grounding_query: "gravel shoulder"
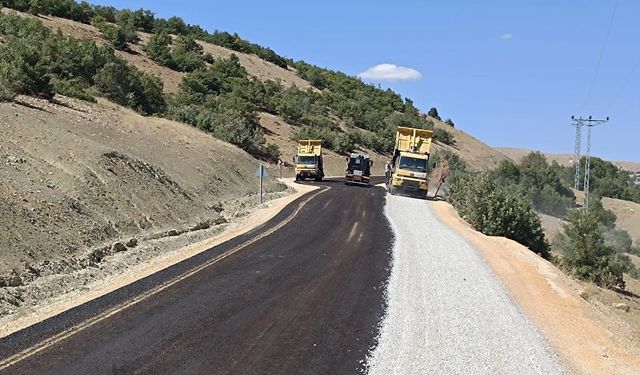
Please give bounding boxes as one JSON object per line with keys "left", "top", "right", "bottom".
{"left": 366, "top": 195, "right": 563, "bottom": 374}
{"left": 432, "top": 200, "right": 640, "bottom": 375}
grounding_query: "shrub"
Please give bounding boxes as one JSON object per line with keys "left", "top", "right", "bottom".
{"left": 95, "top": 21, "right": 138, "bottom": 51}
{"left": 0, "top": 37, "right": 54, "bottom": 99}
{"left": 491, "top": 153, "right": 576, "bottom": 217}
{"left": 448, "top": 172, "right": 550, "bottom": 258}
{"left": 52, "top": 78, "right": 96, "bottom": 102}
{"left": 143, "top": 32, "right": 174, "bottom": 67}
{"left": 445, "top": 118, "right": 455, "bottom": 127}
{"left": 334, "top": 133, "right": 356, "bottom": 154}
{"left": 433, "top": 128, "right": 456, "bottom": 146}
{"left": 427, "top": 107, "right": 441, "bottom": 121}
{"left": 94, "top": 61, "right": 165, "bottom": 114}
{"left": 555, "top": 210, "right": 625, "bottom": 289}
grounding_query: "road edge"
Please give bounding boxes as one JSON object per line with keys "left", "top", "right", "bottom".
{"left": 0, "top": 179, "right": 319, "bottom": 339}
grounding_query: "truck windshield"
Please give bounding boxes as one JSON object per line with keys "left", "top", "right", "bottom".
{"left": 298, "top": 156, "right": 316, "bottom": 164}
{"left": 399, "top": 156, "right": 427, "bottom": 172}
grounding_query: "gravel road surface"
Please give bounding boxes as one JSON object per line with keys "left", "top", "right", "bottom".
{"left": 366, "top": 194, "right": 564, "bottom": 375}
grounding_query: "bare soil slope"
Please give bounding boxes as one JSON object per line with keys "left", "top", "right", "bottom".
{"left": 0, "top": 96, "right": 284, "bottom": 280}
{"left": 430, "top": 119, "right": 509, "bottom": 170}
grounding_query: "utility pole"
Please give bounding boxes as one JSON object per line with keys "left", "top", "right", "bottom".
{"left": 571, "top": 115, "right": 609, "bottom": 210}
{"left": 571, "top": 117, "right": 583, "bottom": 190}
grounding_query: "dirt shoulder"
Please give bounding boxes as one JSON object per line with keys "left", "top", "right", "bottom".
{"left": 0, "top": 179, "right": 317, "bottom": 339}
{"left": 431, "top": 201, "right": 640, "bottom": 375}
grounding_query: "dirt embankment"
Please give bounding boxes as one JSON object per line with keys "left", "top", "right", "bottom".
{"left": 432, "top": 201, "right": 640, "bottom": 375}
{"left": 0, "top": 96, "right": 285, "bottom": 298}
{"left": 430, "top": 119, "right": 509, "bottom": 170}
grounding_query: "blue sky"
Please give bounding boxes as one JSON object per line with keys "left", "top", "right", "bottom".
{"left": 91, "top": 0, "right": 639, "bottom": 162}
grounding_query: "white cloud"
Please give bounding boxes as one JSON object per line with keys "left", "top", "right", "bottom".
{"left": 357, "top": 64, "right": 422, "bottom": 82}
{"left": 500, "top": 33, "right": 513, "bottom": 40}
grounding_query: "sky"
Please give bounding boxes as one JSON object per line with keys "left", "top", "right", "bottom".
{"left": 90, "top": 0, "right": 639, "bottom": 162}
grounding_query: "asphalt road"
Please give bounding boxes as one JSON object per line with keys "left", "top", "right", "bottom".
{"left": 0, "top": 178, "right": 393, "bottom": 375}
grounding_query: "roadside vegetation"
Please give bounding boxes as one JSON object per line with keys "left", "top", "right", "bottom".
{"left": 448, "top": 170, "right": 551, "bottom": 258}
{"left": 441, "top": 150, "right": 639, "bottom": 288}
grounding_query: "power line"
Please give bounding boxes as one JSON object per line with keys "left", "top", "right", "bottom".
{"left": 607, "top": 52, "right": 640, "bottom": 111}
{"left": 581, "top": 0, "right": 618, "bottom": 111}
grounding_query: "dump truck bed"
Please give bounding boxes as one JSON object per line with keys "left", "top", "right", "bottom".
{"left": 395, "top": 127, "right": 433, "bottom": 155}
{"left": 298, "top": 140, "right": 322, "bottom": 156}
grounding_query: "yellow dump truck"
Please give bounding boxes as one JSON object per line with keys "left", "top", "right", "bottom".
{"left": 295, "top": 140, "right": 324, "bottom": 181}
{"left": 388, "top": 126, "right": 433, "bottom": 199}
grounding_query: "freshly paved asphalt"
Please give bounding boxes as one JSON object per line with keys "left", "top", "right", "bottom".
{"left": 0, "top": 178, "right": 393, "bottom": 375}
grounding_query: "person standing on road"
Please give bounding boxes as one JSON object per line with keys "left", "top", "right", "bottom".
{"left": 384, "top": 160, "right": 392, "bottom": 184}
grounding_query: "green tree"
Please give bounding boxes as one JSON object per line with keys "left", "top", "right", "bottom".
{"left": 559, "top": 210, "right": 625, "bottom": 289}
{"left": 0, "top": 37, "right": 54, "bottom": 99}
{"left": 428, "top": 107, "right": 441, "bottom": 120}
{"left": 143, "top": 32, "right": 174, "bottom": 67}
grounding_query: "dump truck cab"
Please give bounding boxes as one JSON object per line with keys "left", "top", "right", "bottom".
{"left": 345, "top": 153, "right": 373, "bottom": 185}
{"left": 295, "top": 140, "right": 324, "bottom": 181}
{"left": 388, "top": 127, "right": 433, "bottom": 199}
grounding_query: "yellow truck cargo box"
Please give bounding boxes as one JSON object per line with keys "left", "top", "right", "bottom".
{"left": 298, "top": 140, "right": 322, "bottom": 156}
{"left": 395, "top": 127, "right": 433, "bottom": 155}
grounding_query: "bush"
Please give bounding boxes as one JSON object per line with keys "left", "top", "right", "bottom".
{"left": 52, "top": 78, "right": 96, "bottom": 102}
{"left": 555, "top": 210, "right": 625, "bottom": 289}
{"left": 0, "top": 36, "right": 54, "bottom": 99}
{"left": 445, "top": 118, "right": 455, "bottom": 127}
{"left": 94, "top": 61, "right": 165, "bottom": 114}
{"left": 448, "top": 172, "right": 550, "bottom": 258}
{"left": 94, "top": 19, "right": 138, "bottom": 51}
{"left": 143, "top": 32, "right": 174, "bottom": 67}
{"left": 491, "top": 153, "right": 576, "bottom": 217}
{"left": 433, "top": 128, "right": 456, "bottom": 146}
{"left": 427, "top": 107, "right": 441, "bottom": 121}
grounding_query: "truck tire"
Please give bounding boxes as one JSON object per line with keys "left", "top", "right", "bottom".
{"left": 295, "top": 175, "right": 300, "bottom": 182}
{"left": 389, "top": 186, "right": 397, "bottom": 195}
{"left": 315, "top": 176, "right": 322, "bottom": 182}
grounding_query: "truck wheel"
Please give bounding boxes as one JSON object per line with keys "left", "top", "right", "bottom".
{"left": 419, "top": 191, "right": 428, "bottom": 200}
{"left": 389, "top": 186, "right": 397, "bottom": 196}
{"left": 315, "top": 176, "right": 322, "bottom": 182}
{"left": 295, "top": 175, "right": 300, "bottom": 182}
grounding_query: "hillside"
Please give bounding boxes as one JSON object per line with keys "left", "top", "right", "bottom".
{"left": 0, "top": 2, "right": 512, "bottom": 282}
{"left": 0, "top": 5, "right": 509, "bottom": 173}
{"left": 0, "top": 94, "right": 285, "bottom": 280}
